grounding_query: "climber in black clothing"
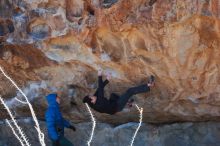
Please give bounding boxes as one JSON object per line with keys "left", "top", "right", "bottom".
{"left": 83, "top": 71, "right": 155, "bottom": 115}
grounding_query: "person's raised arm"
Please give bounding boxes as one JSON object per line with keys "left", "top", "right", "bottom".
{"left": 103, "top": 79, "right": 109, "bottom": 86}
{"left": 103, "top": 72, "right": 111, "bottom": 87}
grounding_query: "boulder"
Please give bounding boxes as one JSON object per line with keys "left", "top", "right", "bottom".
{"left": 0, "top": 119, "right": 220, "bottom": 146}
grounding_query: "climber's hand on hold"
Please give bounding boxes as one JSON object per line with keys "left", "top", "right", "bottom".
{"left": 106, "top": 72, "right": 111, "bottom": 80}
{"left": 98, "top": 69, "right": 103, "bottom": 76}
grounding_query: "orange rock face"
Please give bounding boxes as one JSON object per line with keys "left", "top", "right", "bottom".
{"left": 0, "top": 0, "right": 220, "bottom": 124}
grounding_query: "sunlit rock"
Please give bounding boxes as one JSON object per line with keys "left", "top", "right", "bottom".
{"left": 0, "top": 0, "right": 220, "bottom": 125}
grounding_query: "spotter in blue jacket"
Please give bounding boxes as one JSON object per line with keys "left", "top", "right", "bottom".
{"left": 45, "top": 93, "right": 71, "bottom": 141}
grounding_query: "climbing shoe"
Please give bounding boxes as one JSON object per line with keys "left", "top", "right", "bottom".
{"left": 148, "top": 75, "right": 155, "bottom": 86}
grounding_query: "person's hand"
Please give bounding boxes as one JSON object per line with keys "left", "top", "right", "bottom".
{"left": 69, "top": 125, "right": 76, "bottom": 131}
{"left": 106, "top": 72, "right": 111, "bottom": 80}
{"left": 52, "top": 140, "right": 60, "bottom": 146}
{"left": 98, "top": 69, "right": 103, "bottom": 76}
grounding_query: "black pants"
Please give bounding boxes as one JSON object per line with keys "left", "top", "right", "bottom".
{"left": 116, "top": 84, "right": 150, "bottom": 112}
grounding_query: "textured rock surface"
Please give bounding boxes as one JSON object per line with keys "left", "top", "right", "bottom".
{"left": 0, "top": 0, "right": 220, "bottom": 124}
{"left": 0, "top": 119, "right": 220, "bottom": 146}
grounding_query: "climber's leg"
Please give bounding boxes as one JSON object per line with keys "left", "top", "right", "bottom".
{"left": 109, "top": 93, "right": 120, "bottom": 101}
{"left": 94, "top": 76, "right": 109, "bottom": 98}
{"left": 116, "top": 84, "right": 150, "bottom": 111}
{"left": 116, "top": 75, "right": 155, "bottom": 111}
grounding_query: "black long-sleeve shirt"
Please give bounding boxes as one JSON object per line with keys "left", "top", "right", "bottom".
{"left": 88, "top": 96, "right": 117, "bottom": 115}
{"left": 87, "top": 76, "right": 118, "bottom": 115}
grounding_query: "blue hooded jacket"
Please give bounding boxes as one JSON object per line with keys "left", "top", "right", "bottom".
{"left": 45, "top": 93, "right": 70, "bottom": 141}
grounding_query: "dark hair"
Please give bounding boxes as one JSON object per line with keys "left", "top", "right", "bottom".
{"left": 83, "top": 95, "right": 91, "bottom": 104}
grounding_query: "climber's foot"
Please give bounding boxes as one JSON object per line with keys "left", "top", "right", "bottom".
{"left": 147, "top": 75, "right": 155, "bottom": 87}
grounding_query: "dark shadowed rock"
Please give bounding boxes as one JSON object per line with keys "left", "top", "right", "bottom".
{"left": 6, "top": 19, "right": 14, "bottom": 33}
{"left": 0, "top": 23, "right": 5, "bottom": 36}
{"left": 28, "top": 24, "right": 51, "bottom": 40}
{"left": 102, "top": 0, "right": 118, "bottom": 8}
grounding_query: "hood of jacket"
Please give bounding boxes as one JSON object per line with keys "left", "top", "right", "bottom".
{"left": 46, "top": 93, "right": 58, "bottom": 107}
